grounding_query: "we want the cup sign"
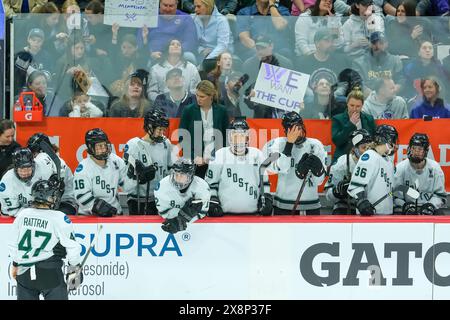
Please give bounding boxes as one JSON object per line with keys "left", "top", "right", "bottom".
{"left": 251, "top": 63, "right": 310, "bottom": 112}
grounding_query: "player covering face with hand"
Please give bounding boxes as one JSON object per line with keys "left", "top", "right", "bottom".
{"left": 393, "top": 133, "right": 446, "bottom": 215}
{"left": 348, "top": 124, "right": 399, "bottom": 215}
{"left": 155, "top": 158, "right": 210, "bottom": 234}
{"left": 205, "top": 118, "right": 273, "bottom": 216}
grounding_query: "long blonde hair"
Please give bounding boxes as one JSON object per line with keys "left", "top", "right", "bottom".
{"left": 198, "top": 0, "right": 215, "bottom": 14}
{"left": 196, "top": 80, "right": 218, "bottom": 102}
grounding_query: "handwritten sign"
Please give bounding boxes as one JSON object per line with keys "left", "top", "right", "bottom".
{"left": 250, "top": 63, "right": 310, "bottom": 112}
{"left": 104, "top": 0, "right": 159, "bottom": 28}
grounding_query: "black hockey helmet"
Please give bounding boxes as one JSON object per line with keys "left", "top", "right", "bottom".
{"left": 228, "top": 117, "right": 250, "bottom": 155}
{"left": 407, "top": 133, "right": 430, "bottom": 163}
{"left": 374, "top": 124, "right": 398, "bottom": 146}
{"left": 12, "top": 148, "right": 36, "bottom": 182}
{"left": 143, "top": 108, "right": 169, "bottom": 143}
{"left": 85, "top": 128, "right": 111, "bottom": 160}
{"left": 31, "top": 179, "right": 61, "bottom": 209}
{"left": 27, "top": 132, "right": 50, "bottom": 154}
{"left": 170, "top": 158, "right": 195, "bottom": 190}
{"left": 281, "top": 112, "right": 306, "bottom": 145}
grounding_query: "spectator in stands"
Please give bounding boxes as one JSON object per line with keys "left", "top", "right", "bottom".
{"left": 303, "top": 77, "right": 346, "bottom": 118}
{"left": 183, "top": 0, "right": 239, "bottom": 14}
{"left": 332, "top": 88, "right": 376, "bottom": 163}
{"left": 23, "top": 70, "right": 65, "bottom": 116}
{"left": 416, "top": 0, "right": 450, "bottom": 15}
{"left": 148, "top": 39, "right": 201, "bottom": 101}
{"left": 352, "top": 31, "right": 404, "bottom": 94}
{"left": 294, "top": 0, "right": 344, "bottom": 57}
{"left": 237, "top": 0, "right": 290, "bottom": 60}
{"left": 0, "top": 120, "right": 21, "bottom": 179}
{"left": 342, "top": 0, "right": 385, "bottom": 58}
{"left": 55, "top": 31, "right": 110, "bottom": 99}
{"left": 207, "top": 51, "right": 234, "bottom": 100}
{"left": 153, "top": 68, "right": 197, "bottom": 118}
{"left": 386, "top": 0, "right": 433, "bottom": 58}
{"left": 362, "top": 77, "right": 409, "bottom": 119}
{"left": 410, "top": 77, "right": 450, "bottom": 118}
{"left": 3, "top": 0, "right": 48, "bottom": 17}
{"left": 21, "top": 28, "right": 53, "bottom": 73}
{"left": 108, "top": 33, "right": 149, "bottom": 97}
{"left": 109, "top": 71, "right": 152, "bottom": 118}
{"left": 139, "top": 0, "right": 198, "bottom": 64}
{"left": 32, "top": 2, "right": 61, "bottom": 57}
{"left": 296, "top": 28, "right": 349, "bottom": 79}
{"left": 403, "top": 40, "right": 449, "bottom": 101}
{"left": 84, "top": 0, "right": 111, "bottom": 57}
{"left": 178, "top": 80, "right": 229, "bottom": 178}
{"left": 243, "top": 34, "right": 293, "bottom": 83}
{"left": 59, "top": 90, "right": 104, "bottom": 117}
{"left": 219, "top": 71, "right": 245, "bottom": 118}
{"left": 291, "top": 0, "right": 316, "bottom": 15}
{"left": 193, "top": 0, "right": 233, "bottom": 68}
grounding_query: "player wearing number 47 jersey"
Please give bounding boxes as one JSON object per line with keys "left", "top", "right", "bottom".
{"left": 9, "top": 180, "right": 82, "bottom": 300}
{"left": 123, "top": 108, "right": 178, "bottom": 215}
{"left": 0, "top": 148, "right": 54, "bottom": 217}
{"left": 73, "top": 128, "right": 127, "bottom": 216}
{"left": 348, "top": 124, "right": 399, "bottom": 215}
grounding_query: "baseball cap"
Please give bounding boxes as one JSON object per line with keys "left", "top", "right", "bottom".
{"left": 129, "top": 69, "right": 149, "bottom": 86}
{"left": 314, "top": 28, "right": 335, "bottom": 43}
{"left": 166, "top": 68, "right": 183, "bottom": 81}
{"left": 255, "top": 35, "right": 272, "bottom": 48}
{"left": 356, "top": 0, "right": 374, "bottom": 6}
{"left": 370, "top": 31, "right": 386, "bottom": 44}
{"left": 28, "top": 28, "right": 45, "bottom": 40}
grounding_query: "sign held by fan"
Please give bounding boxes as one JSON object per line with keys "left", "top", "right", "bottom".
{"left": 104, "top": 0, "right": 159, "bottom": 28}
{"left": 73, "top": 69, "right": 92, "bottom": 94}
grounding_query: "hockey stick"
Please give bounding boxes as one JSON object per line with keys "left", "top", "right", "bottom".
{"left": 67, "top": 224, "right": 103, "bottom": 291}
{"left": 259, "top": 152, "right": 281, "bottom": 209}
{"left": 291, "top": 170, "right": 312, "bottom": 215}
{"left": 39, "top": 140, "right": 61, "bottom": 180}
{"left": 372, "top": 185, "right": 420, "bottom": 207}
{"left": 126, "top": 154, "right": 141, "bottom": 214}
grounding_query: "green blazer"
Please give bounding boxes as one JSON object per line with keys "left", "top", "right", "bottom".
{"left": 178, "top": 102, "right": 230, "bottom": 160}
{"left": 331, "top": 111, "right": 376, "bottom": 163}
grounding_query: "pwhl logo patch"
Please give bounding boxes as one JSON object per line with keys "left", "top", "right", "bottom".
{"left": 299, "top": 242, "right": 450, "bottom": 287}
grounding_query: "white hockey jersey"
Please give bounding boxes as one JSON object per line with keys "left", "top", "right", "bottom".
{"left": 324, "top": 153, "right": 358, "bottom": 211}
{"left": 73, "top": 154, "right": 127, "bottom": 215}
{"left": 262, "top": 137, "right": 327, "bottom": 211}
{"left": 205, "top": 147, "right": 270, "bottom": 213}
{"left": 347, "top": 149, "right": 394, "bottom": 215}
{"left": 9, "top": 208, "right": 82, "bottom": 275}
{"left": 123, "top": 137, "right": 178, "bottom": 200}
{"left": 394, "top": 158, "right": 447, "bottom": 209}
{"left": 35, "top": 152, "right": 76, "bottom": 205}
{"left": 154, "top": 176, "right": 210, "bottom": 219}
{"left": 0, "top": 161, "right": 54, "bottom": 217}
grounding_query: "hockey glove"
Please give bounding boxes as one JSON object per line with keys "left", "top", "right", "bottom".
{"left": 402, "top": 202, "right": 418, "bottom": 215}
{"left": 208, "top": 196, "right": 224, "bottom": 217}
{"left": 357, "top": 199, "right": 375, "bottom": 216}
{"left": 295, "top": 153, "right": 310, "bottom": 179}
{"left": 66, "top": 264, "right": 83, "bottom": 290}
{"left": 161, "top": 216, "right": 188, "bottom": 234}
{"left": 52, "top": 242, "right": 67, "bottom": 258}
{"left": 92, "top": 198, "right": 117, "bottom": 217}
{"left": 178, "top": 198, "right": 204, "bottom": 222}
{"left": 332, "top": 180, "right": 350, "bottom": 199}
{"left": 135, "top": 160, "right": 157, "bottom": 184}
{"left": 305, "top": 154, "right": 325, "bottom": 177}
{"left": 420, "top": 203, "right": 436, "bottom": 215}
{"left": 258, "top": 193, "right": 273, "bottom": 216}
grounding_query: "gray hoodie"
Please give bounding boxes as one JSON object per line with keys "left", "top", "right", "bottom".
{"left": 362, "top": 91, "right": 409, "bottom": 119}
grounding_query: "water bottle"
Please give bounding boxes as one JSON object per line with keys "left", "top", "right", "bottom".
{"left": 25, "top": 99, "right": 32, "bottom": 111}
{"left": 14, "top": 100, "right": 22, "bottom": 112}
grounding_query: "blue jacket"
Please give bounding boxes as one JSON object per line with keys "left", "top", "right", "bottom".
{"left": 410, "top": 98, "right": 450, "bottom": 119}
{"left": 193, "top": 6, "right": 233, "bottom": 59}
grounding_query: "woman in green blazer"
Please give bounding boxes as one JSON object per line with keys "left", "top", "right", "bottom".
{"left": 331, "top": 89, "right": 376, "bottom": 164}
{"left": 179, "top": 80, "right": 230, "bottom": 178}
